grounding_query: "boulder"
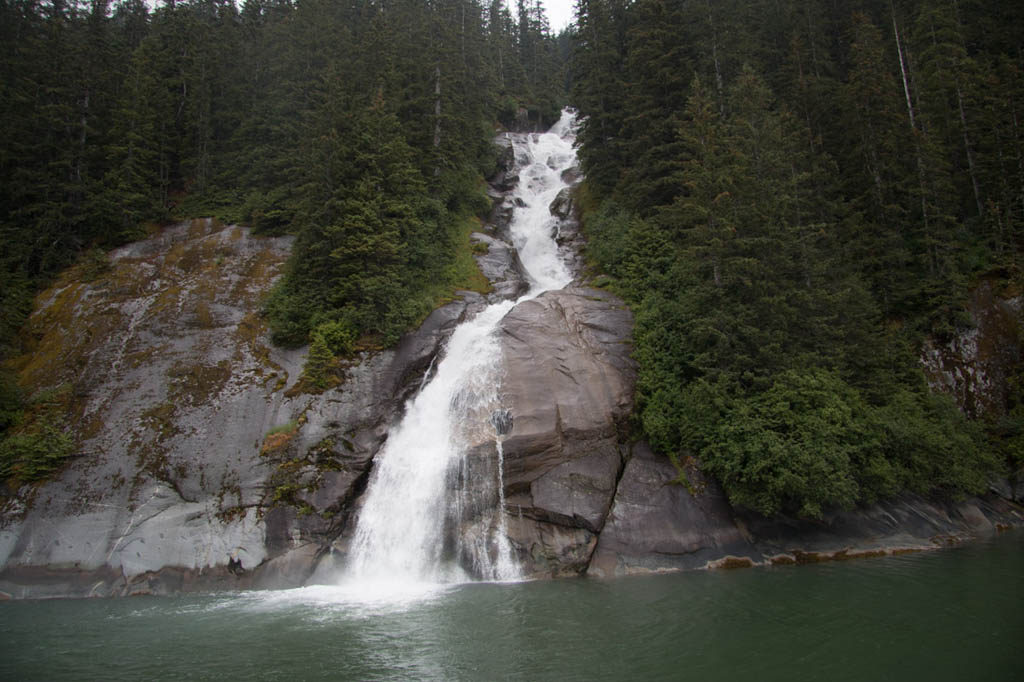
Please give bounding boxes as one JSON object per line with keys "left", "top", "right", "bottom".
{"left": 493, "top": 135, "right": 516, "bottom": 177}
{"left": 555, "top": 216, "right": 587, "bottom": 283}
{"left": 548, "top": 187, "right": 574, "bottom": 220}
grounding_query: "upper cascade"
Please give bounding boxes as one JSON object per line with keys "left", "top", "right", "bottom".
{"left": 508, "top": 110, "right": 578, "bottom": 293}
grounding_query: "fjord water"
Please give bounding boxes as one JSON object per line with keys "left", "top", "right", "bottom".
{"left": 346, "top": 112, "right": 576, "bottom": 585}
{"left": 1, "top": 532, "right": 1021, "bottom": 681}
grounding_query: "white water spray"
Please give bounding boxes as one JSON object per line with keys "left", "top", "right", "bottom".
{"left": 345, "top": 110, "right": 578, "bottom": 588}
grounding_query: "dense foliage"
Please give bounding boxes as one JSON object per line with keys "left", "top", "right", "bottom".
{"left": 0, "top": 0, "right": 567, "bottom": 480}
{"left": 572, "top": 0, "right": 1021, "bottom": 517}
{"left": 0, "top": 385, "right": 74, "bottom": 482}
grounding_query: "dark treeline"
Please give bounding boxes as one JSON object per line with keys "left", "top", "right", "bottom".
{"left": 0, "top": 0, "right": 565, "bottom": 480}
{"left": 572, "top": 0, "right": 1023, "bottom": 518}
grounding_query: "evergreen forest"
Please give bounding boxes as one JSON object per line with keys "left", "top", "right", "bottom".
{"left": 572, "top": 0, "right": 1023, "bottom": 517}
{"left": 1, "top": 0, "right": 1022, "bottom": 520}
{"left": 0, "top": 0, "right": 566, "bottom": 478}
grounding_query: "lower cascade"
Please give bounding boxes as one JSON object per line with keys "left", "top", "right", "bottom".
{"left": 344, "top": 111, "right": 579, "bottom": 585}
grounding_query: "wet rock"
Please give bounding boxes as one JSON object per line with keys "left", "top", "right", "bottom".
{"left": 590, "top": 443, "right": 1024, "bottom": 577}
{"left": 561, "top": 166, "right": 582, "bottom": 185}
{"left": 736, "top": 492, "right": 1023, "bottom": 559}
{"left": 556, "top": 218, "right": 587, "bottom": 283}
{"left": 495, "top": 287, "right": 635, "bottom": 576}
{"left": 490, "top": 409, "right": 514, "bottom": 436}
{"left": 549, "top": 187, "right": 574, "bottom": 220}
{"left": 471, "top": 232, "right": 529, "bottom": 302}
{"left": 510, "top": 107, "right": 543, "bottom": 133}
{"left": 505, "top": 515, "right": 596, "bottom": 577}
{"left": 491, "top": 171, "right": 520, "bottom": 193}
{"left": 250, "top": 543, "right": 323, "bottom": 590}
{"left": 989, "top": 478, "right": 1016, "bottom": 502}
{"left": 493, "top": 136, "right": 516, "bottom": 177}
{"left": 488, "top": 202, "right": 515, "bottom": 239}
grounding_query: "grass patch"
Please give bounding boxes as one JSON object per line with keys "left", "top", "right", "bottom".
{"left": 430, "top": 215, "right": 493, "bottom": 303}
{"left": 261, "top": 419, "right": 299, "bottom": 456}
{"left": 266, "top": 420, "right": 298, "bottom": 436}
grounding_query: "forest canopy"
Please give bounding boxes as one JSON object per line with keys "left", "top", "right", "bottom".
{"left": 571, "top": 0, "right": 1023, "bottom": 517}
{"left": 0, "top": 0, "right": 567, "bottom": 478}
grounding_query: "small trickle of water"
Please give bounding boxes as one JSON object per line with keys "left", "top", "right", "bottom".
{"left": 344, "top": 110, "right": 579, "bottom": 591}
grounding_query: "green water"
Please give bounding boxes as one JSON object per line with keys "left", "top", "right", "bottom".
{"left": 2, "top": 532, "right": 1021, "bottom": 682}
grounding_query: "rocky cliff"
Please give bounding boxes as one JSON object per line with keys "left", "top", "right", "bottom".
{"left": 1, "top": 145, "right": 1021, "bottom": 599}
{"left": 0, "top": 218, "right": 474, "bottom": 597}
{"left": 921, "top": 281, "right": 1023, "bottom": 420}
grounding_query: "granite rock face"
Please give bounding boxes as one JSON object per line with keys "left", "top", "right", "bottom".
{"left": 0, "top": 219, "right": 465, "bottom": 598}
{"left": 1, "top": 220, "right": 293, "bottom": 595}
{"left": 548, "top": 187, "right": 574, "bottom": 220}
{"left": 470, "top": 231, "right": 529, "bottom": 302}
{"left": 494, "top": 287, "right": 636, "bottom": 576}
{"left": 589, "top": 444, "right": 757, "bottom": 577}
{"left": 921, "top": 281, "right": 1023, "bottom": 418}
{"left": 589, "top": 443, "right": 1024, "bottom": 576}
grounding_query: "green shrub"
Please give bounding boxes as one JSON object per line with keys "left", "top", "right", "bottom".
{"left": 0, "top": 386, "right": 74, "bottom": 482}
{"left": 313, "top": 319, "right": 355, "bottom": 356}
{"left": 697, "top": 370, "right": 879, "bottom": 518}
{"left": 0, "top": 424, "right": 74, "bottom": 482}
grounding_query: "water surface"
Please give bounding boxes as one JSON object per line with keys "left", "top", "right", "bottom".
{"left": 2, "top": 532, "right": 1021, "bottom": 681}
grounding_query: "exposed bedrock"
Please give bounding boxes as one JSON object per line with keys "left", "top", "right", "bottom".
{"left": 491, "top": 287, "right": 636, "bottom": 576}
{"left": 470, "top": 232, "right": 529, "bottom": 302}
{"left": 921, "top": 281, "right": 1023, "bottom": 421}
{"left": 590, "top": 443, "right": 1023, "bottom": 577}
{"left": 589, "top": 443, "right": 757, "bottom": 577}
{"left": 0, "top": 219, "right": 468, "bottom": 598}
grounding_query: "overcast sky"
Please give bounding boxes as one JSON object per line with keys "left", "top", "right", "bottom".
{"left": 542, "top": 0, "right": 576, "bottom": 32}
{"left": 141, "top": 1, "right": 578, "bottom": 33}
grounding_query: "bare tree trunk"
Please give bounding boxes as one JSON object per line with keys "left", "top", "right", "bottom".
{"left": 891, "top": 2, "right": 935, "bottom": 271}
{"left": 704, "top": 0, "right": 725, "bottom": 117}
{"left": 805, "top": 8, "right": 820, "bottom": 78}
{"left": 1014, "top": 105, "right": 1024, "bottom": 217}
{"left": 497, "top": 44, "right": 504, "bottom": 87}
{"left": 891, "top": 4, "right": 915, "bottom": 131}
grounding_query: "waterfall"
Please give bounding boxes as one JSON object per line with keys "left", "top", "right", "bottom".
{"left": 345, "top": 110, "right": 579, "bottom": 587}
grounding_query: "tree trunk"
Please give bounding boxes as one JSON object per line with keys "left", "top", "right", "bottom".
{"left": 891, "top": 4, "right": 915, "bottom": 132}
{"left": 706, "top": 0, "right": 725, "bottom": 117}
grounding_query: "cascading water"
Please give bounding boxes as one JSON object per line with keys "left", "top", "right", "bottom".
{"left": 345, "top": 110, "right": 579, "bottom": 588}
